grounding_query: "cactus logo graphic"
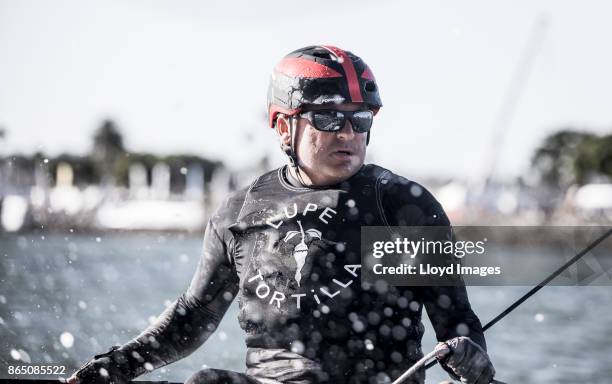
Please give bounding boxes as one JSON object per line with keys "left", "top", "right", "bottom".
{"left": 283, "top": 220, "right": 322, "bottom": 286}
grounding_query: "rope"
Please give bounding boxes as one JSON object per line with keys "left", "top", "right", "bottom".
{"left": 395, "top": 228, "right": 612, "bottom": 383}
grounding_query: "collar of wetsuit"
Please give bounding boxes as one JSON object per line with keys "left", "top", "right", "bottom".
{"left": 285, "top": 165, "right": 334, "bottom": 190}
{"left": 284, "top": 165, "right": 305, "bottom": 188}
{"left": 283, "top": 164, "right": 367, "bottom": 190}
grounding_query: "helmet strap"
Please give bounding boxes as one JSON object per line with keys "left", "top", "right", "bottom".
{"left": 281, "top": 117, "right": 310, "bottom": 187}
{"left": 280, "top": 117, "right": 298, "bottom": 166}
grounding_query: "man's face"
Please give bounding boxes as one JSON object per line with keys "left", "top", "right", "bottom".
{"left": 280, "top": 103, "right": 370, "bottom": 186}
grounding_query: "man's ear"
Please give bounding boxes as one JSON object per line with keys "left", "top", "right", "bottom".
{"left": 275, "top": 115, "right": 292, "bottom": 147}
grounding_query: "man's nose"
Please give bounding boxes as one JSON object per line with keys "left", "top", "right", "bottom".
{"left": 336, "top": 119, "right": 355, "bottom": 140}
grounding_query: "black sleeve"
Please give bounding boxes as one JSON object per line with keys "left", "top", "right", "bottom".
{"left": 117, "top": 214, "right": 240, "bottom": 378}
{"left": 418, "top": 285, "right": 486, "bottom": 350}
{"left": 381, "top": 176, "right": 486, "bottom": 351}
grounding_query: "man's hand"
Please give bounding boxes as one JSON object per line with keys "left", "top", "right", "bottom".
{"left": 67, "top": 346, "right": 132, "bottom": 384}
{"left": 435, "top": 336, "right": 495, "bottom": 384}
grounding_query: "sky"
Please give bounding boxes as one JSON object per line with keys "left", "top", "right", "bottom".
{"left": 1, "top": 0, "right": 611, "bottom": 182}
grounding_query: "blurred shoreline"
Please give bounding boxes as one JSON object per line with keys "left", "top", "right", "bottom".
{"left": 1, "top": 128, "right": 611, "bottom": 233}
{"left": 1, "top": 178, "right": 610, "bottom": 234}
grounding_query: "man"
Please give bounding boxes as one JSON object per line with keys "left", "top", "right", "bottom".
{"left": 69, "top": 45, "right": 495, "bottom": 384}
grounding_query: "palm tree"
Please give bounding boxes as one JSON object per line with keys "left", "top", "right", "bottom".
{"left": 92, "top": 119, "right": 126, "bottom": 185}
{"left": 283, "top": 220, "right": 321, "bottom": 286}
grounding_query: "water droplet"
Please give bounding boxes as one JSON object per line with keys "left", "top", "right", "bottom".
{"left": 376, "top": 372, "right": 390, "bottom": 383}
{"left": 375, "top": 280, "right": 389, "bottom": 294}
{"left": 10, "top": 349, "right": 21, "bottom": 360}
{"left": 535, "top": 313, "right": 545, "bottom": 322}
{"left": 392, "top": 326, "right": 407, "bottom": 340}
{"left": 397, "top": 297, "right": 408, "bottom": 308}
{"left": 291, "top": 340, "right": 305, "bottom": 354}
{"left": 409, "top": 301, "right": 420, "bottom": 311}
{"left": 391, "top": 351, "right": 403, "bottom": 363}
{"left": 352, "top": 320, "right": 365, "bottom": 333}
{"left": 456, "top": 323, "right": 469, "bottom": 336}
{"left": 353, "top": 319, "right": 365, "bottom": 332}
{"left": 437, "top": 294, "right": 451, "bottom": 309}
{"left": 379, "top": 325, "right": 391, "bottom": 337}
{"left": 60, "top": 332, "right": 74, "bottom": 348}
{"left": 99, "top": 368, "right": 109, "bottom": 377}
{"left": 17, "top": 349, "right": 31, "bottom": 363}
{"left": 367, "top": 312, "right": 381, "bottom": 325}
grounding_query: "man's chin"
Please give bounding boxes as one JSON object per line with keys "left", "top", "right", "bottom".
{"left": 324, "top": 164, "right": 362, "bottom": 183}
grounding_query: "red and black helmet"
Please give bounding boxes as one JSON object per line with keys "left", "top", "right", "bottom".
{"left": 267, "top": 45, "right": 383, "bottom": 128}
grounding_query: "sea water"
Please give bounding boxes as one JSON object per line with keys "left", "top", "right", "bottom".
{"left": 1, "top": 232, "right": 611, "bottom": 383}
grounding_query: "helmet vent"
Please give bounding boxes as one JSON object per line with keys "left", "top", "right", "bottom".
{"left": 365, "top": 81, "right": 377, "bottom": 92}
{"left": 312, "top": 51, "right": 334, "bottom": 60}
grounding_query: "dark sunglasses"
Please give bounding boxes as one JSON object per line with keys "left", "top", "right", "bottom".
{"left": 297, "top": 109, "right": 374, "bottom": 133}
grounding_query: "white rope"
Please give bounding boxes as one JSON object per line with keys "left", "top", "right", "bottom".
{"left": 391, "top": 347, "right": 445, "bottom": 384}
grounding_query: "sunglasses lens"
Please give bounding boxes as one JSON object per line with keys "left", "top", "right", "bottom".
{"left": 307, "top": 110, "right": 374, "bottom": 133}
{"left": 312, "top": 111, "right": 345, "bottom": 132}
{"left": 350, "top": 111, "right": 373, "bottom": 133}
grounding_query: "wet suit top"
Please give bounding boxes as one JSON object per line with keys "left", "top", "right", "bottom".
{"left": 118, "top": 164, "right": 485, "bottom": 384}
